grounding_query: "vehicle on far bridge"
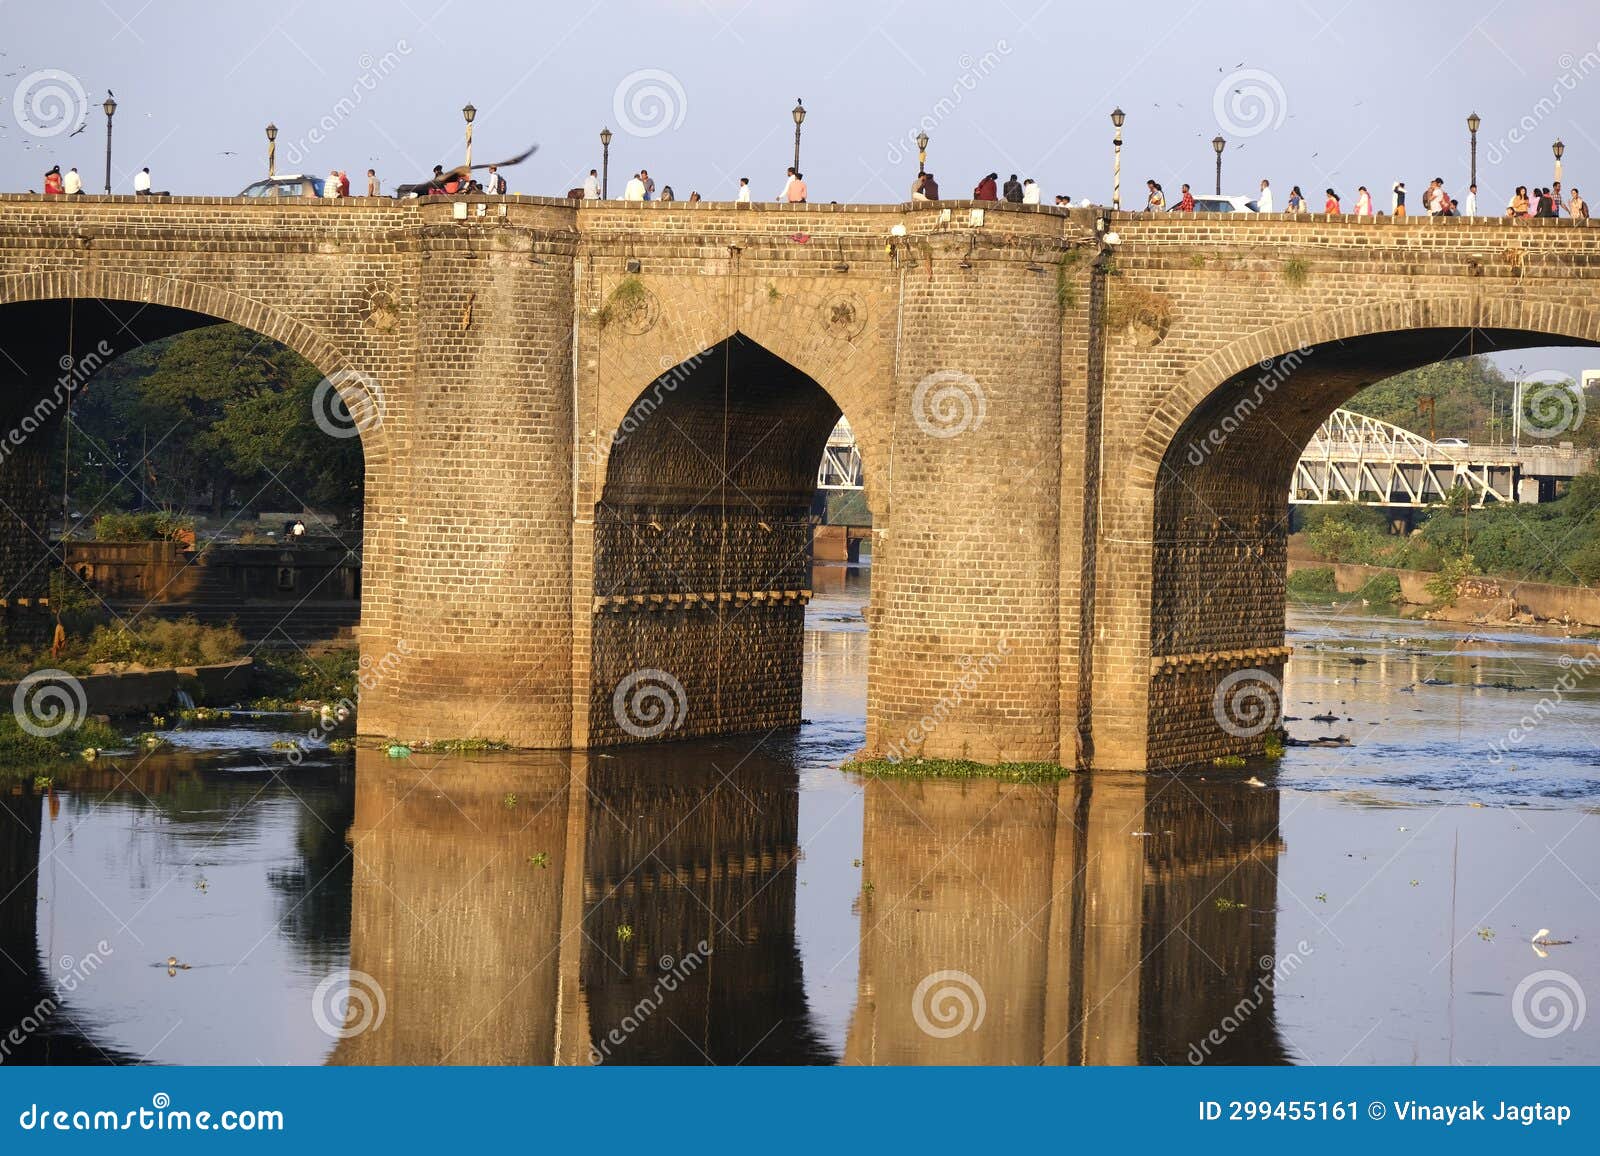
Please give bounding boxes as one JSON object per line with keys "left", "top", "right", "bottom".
{"left": 237, "top": 175, "right": 325, "bottom": 198}
{"left": 1172, "top": 194, "right": 1259, "bottom": 213}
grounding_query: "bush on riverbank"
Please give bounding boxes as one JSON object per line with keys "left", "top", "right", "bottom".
{"left": 90, "top": 511, "right": 194, "bottom": 543}
{"left": 252, "top": 648, "right": 360, "bottom": 708}
{"left": 1287, "top": 565, "right": 1402, "bottom": 606}
{"left": 0, "top": 616, "right": 246, "bottom": 680}
{"left": 0, "top": 715, "right": 121, "bottom": 772}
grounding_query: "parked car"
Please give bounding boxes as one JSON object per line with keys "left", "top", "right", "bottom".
{"left": 1435, "top": 437, "right": 1470, "bottom": 448}
{"left": 1172, "top": 195, "right": 1259, "bottom": 213}
{"left": 237, "top": 174, "right": 325, "bottom": 198}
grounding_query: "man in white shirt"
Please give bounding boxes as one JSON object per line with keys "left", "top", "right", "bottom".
{"left": 324, "top": 170, "right": 342, "bottom": 198}
{"left": 133, "top": 167, "right": 151, "bottom": 194}
{"left": 1257, "top": 179, "right": 1273, "bottom": 213}
{"left": 1021, "top": 178, "right": 1040, "bottom": 205}
{"left": 367, "top": 169, "right": 381, "bottom": 197}
{"left": 1464, "top": 184, "right": 1477, "bottom": 216}
{"left": 736, "top": 177, "right": 752, "bottom": 203}
{"left": 623, "top": 173, "right": 646, "bottom": 202}
{"left": 583, "top": 169, "right": 600, "bottom": 199}
{"left": 63, "top": 167, "right": 83, "bottom": 195}
{"left": 778, "top": 167, "right": 795, "bottom": 201}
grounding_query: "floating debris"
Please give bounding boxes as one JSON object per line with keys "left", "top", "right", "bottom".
{"left": 386, "top": 744, "right": 412, "bottom": 758}
{"left": 1244, "top": 776, "right": 1267, "bottom": 788}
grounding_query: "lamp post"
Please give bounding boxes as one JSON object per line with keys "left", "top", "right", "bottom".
{"left": 1212, "top": 134, "right": 1226, "bottom": 195}
{"left": 916, "top": 129, "right": 929, "bottom": 175}
{"left": 600, "top": 126, "right": 612, "bottom": 198}
{"left": 266, "top": 122, "right": 278, "bottom": 179}
{"left": 102, "top": 94, "right": 116, "bottom": 195}
{"left": 1110, "top": 107, "right": 1125, "bottom": 209}
{"left": 1467, "top": 111, "right": 1481, "bottom": 189}
{"left": 1553, "top": 138, "right": 1565, "bottom": 186}
{"left": 792, "top": 99, "right": 805, "bottom": 173}
{"left": 462, "top": 103, "right": 476, "bottom": 170}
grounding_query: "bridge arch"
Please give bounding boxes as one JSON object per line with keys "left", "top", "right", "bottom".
{"left": 0, "top": 269, "right": 390, "bottom": 462}
{"left": 1119, "top": 295, "right": 1599, "bottom": 769}
{"left": 584, "top": 328, "right": 882, "bottom": 746}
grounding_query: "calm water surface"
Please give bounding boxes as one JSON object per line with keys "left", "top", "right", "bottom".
{"left": 2, "top": 563, "right": 1596, "bottom": 1065}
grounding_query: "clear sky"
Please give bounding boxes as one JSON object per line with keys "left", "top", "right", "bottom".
{"left": 4, "top": 0, "right": 1599, "bottom": 378}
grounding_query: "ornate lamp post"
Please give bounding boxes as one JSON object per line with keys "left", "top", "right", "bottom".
{"left": 462, "top": 102, "right": 476, "bottom": 170}
{"left": 600, "top": 126, "right": 612, "bottom": 198}
{"left": 266, "top": 122, "right": 278, "bottom": 178}
{"left": 102, "top": 94, "right": 116, "bottom": 194}
{"left": 1110, "top": 107, "right": 1125, "bottom": 209}
{"left": 792, "top": 99, "right": 805, "bottom": 173}
{"left": 1467, "top": 111, "right": 1480, "bottom": 189}
{"left": 916, "top": 129, "right": 929, "bottom": 175}
{"left": 1212, "top": 134, "right": 1226, "bottom": 195}
{"left": 1553, "top": 138, "right": 1565, "bottom": 186}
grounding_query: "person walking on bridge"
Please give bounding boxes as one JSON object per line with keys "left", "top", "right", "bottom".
{"left": 1256, "top": 178, "right": 1273, "bottom": 212}
{"left": 1022, "top": 178, "right": 1040, "bottom": 205}
{"left": 1002, "top": 174, "right": 1023, "bottom": 202}
{"left": 1391, "top": 181, "right": 1406, "bottom": 215}
{"left": 583, "top": 169, "right": 600, "bottom": 199}
{"left": 974, "top": 172, "right": 998, "bottom": 200}
{"left": 1175, "top": 183, "right": 1195, "bottom": 211}
{"left": 1354, "top": 185, "right": 1372, "bottom": 215}
{"left": 786, "top": 172, "right": 808, "bottom": 202}
{"left": 1569, "top": 187, "right": 1588, "bottom": 219}
{"left": 367, "top": 168, "right": 381, "bottom": 196}
{"left": 43, "top": 166, "right": 64, "bottom": 195}
{"left": 736, "top": 177, "right": 752, "bottom": 202}
{"left": 63, "top": 166, "right": 83, "bottom": 195}
{"left": 1144, "top": 179, "right": 1165, "bottom": 211}
{"left": 1286, "top": 185, "right": 1305, "bottom": 212}
{"left": 918, "top": 171, "right": 940, "bottom": 200}
{"left": 623, "top": 172, "right": 646, "bottom": 201}
{"left": 1463, "top": 183, "right": 1477, "bottom": 215}
{"left": 1323, "top": 187, "right": 1341, "bottom": 213}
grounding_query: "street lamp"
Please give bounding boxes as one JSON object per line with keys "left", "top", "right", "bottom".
{"left": 1212, "top": 134, "right": 1226, "bottom": 195}
{"left": 1110, "top": 107, "right": 1125, "bottom": 210}
{"left": 462, "top": 102, "right": 476, "bottom": 170}
{"left": 1467, "top": 111, "right": 1481, "bottom": 189}
{"left": 792, "top": 98, "right": 806, "bottom": 173}
{"left": 916, "top": 129, "right": 929, "bottom": 175}
{"left": 1553, "top": 138, "right": 1565, "bottom": 185}
{"left": 266, "top": 122, "right": 278, "bottom": 179}
{"left": 599, "top": 126, "right": 612, "bottom": 198}
{"left": 102, "top": 94, "right": 116, "bottom": 195}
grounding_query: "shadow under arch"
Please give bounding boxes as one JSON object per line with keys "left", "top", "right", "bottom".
{"left": 1138, "top": 304, "right": 1598, "bottom": 766}
{"left": 588, "top": 331, "right": 874, "bottom": 745}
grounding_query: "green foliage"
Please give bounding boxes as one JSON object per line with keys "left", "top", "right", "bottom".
{"left": 1282, "top": 257, "right": 1310, "bottom": 287}
{"left": 60, "top": 323, "right": 362, "bottom": 518}
{"left": 91, "top": 510, "right": 193, "bottom": 542}
{"left": 596, "top": 276, "right": 649, "bottom": 329}
{"left": 1286, "top": 566, "right": 1338, "bottom": 598}
{"left": 843, "top": 757, "right": 1071, "bottom": 781}
{"left": 83, "top": 617, "right": 246, "bottom": 668}
{"left": 1345, "top": 355, "right": 1599, "bottom": 449}
{"left": 1424, "top": 553, "right": 1480, "bottom": 605}
{"left": 253, "top": 648, "right": 361, "bottom": 705}
{"left": 0, "top": 714, "right": 120, "bottom": 768}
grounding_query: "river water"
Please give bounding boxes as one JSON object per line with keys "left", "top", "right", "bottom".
{"left": 2, "top": 562, "right": 1596, "bottom": 1066}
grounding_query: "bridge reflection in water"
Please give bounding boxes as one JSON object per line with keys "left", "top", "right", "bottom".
{"left": 324, "top": 746, "right": 1288, "bottom": 1065}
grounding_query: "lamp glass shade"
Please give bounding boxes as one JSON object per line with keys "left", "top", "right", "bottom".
{"left": 1554, "top": 139, "right": 1565, "bottom": 159}
{"left": 103, "top": 96, "right": 116, "bottom": 118}
{"left": 1110, "top": 107, "right": 1125, "bottom": 129}
{"left": 915, "top": 130, "right": 929, "bottom": 151}
{"left": 599, "top": 127, "right": 612, "bottom": 146}
{"left": 462, "top": 103, "right": 476, "bottom": 124}
{"left": 265, "top": 123, "right": 277, "bottom": 142}
{"left": 792, "top": 101, "right": 805, "bottom": 126}
{"left": 1467, "top": 112, "right": 1481, "bottom": 134}
{"left": 1213, "top": 135, "right": 1226, "bottom": 154}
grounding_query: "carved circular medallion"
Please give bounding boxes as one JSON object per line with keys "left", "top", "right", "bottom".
{"left": 819, "top": 292, "right": 867, "bottom": 340}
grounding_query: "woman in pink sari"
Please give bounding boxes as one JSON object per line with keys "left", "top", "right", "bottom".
{"left": 1354, "top": 185, "right": 1373, "bottom": 215}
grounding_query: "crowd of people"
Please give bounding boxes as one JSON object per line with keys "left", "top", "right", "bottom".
{"left": 24, "top": 157, "right": 1592, "bottom": 220}
{"left": 1138, "top": 174, "right": 1587, "bottom": 218}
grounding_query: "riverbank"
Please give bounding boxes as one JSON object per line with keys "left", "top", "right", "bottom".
{"left": 1287, "top": 558, "right": 1600, "bottom": 631}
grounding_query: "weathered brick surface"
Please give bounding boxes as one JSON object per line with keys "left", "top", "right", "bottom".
{"left": 4, "top": 197, "right": 1589, "bottom": 766}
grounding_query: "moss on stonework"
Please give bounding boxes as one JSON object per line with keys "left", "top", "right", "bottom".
{"left": 843, "top": 757, "right": 1071, "bottom": 782}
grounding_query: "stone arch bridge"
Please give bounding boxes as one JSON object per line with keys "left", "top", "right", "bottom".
{"left": 0, "top": 193, "right": 1594, "bottom": 769}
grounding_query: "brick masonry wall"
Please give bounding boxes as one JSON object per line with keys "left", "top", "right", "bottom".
{"left": 7, "top": 197, "right": 1593, "bottom": 768}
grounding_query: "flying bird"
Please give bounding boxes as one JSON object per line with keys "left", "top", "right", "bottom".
{"left": 68, "top": 123, "right": 86, "bottom": 137}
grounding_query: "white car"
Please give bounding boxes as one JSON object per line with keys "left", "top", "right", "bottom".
{"left": 1171, "top": 195, "right": 1259, "bottom": 213}
{"left": 1435, "top": 438, "right": 1469, "bottom": 448}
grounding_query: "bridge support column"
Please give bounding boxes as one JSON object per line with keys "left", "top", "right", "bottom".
{"left": 865, "top": 250, "right": 1062, "bottom": 764}
{"left": 357, "top": 233, "right": 576, "bottom": 748}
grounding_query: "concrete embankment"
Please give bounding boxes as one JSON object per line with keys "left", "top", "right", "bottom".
{"left": 0, "top": 659, "right": 256, "bottom": 719}
{"left": 1287, "top": 560, "right": 1600, "bottom": 629}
